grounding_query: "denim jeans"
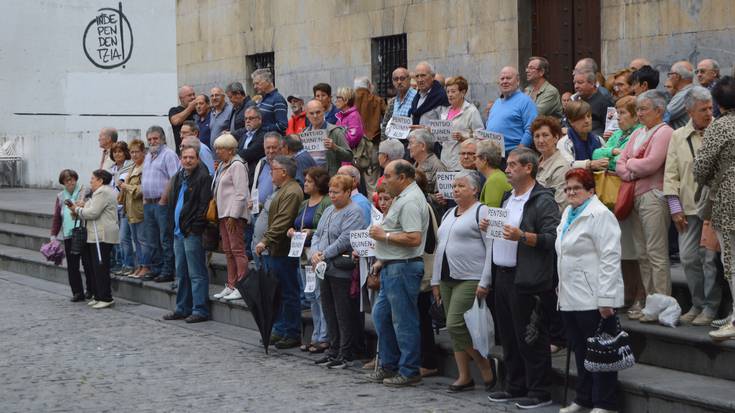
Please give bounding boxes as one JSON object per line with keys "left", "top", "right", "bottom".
{"left": 173, "top": 234, "right": 209, "bottom": 317}
{"left": 372, "top": 260, "right": 423, "bottom": 377}
{"left": 301, "top": 266, "right": 328, "bottom": 343}
{"left": 264, "top": 256, "right": 301, "bottom": 340}
{"left": 143, "top": 203, "right": 174, "bottom": 276}
{"left": 129, "top": 221, "right": 150, "bottom": 266}
{"left": 117, "top": 213, "right": 135, "bottom": 268}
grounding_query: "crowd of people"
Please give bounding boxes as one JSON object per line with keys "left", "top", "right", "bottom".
{"left": 49, "top": 56, "right": 735, "bottom": 412}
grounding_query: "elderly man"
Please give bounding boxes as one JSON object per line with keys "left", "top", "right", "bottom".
{"left": 234, "top": 106, "right": 267, "bottom": 184}
{"left": 252, "top": 68, "right": 287, "bottom": 134}
{"left": 286, "top": 95, "right": 306, "bottom": 135}
{"left": 630, "top": 57, "right": 652, "bottom": 71}
{"left": 180, "top": 122, "right": 215, "bottom": 175}
{"left": 227, "top": 81, "right": 254, "bottom": 132}
{"left": 664, "top": 86, "right": 721, "bottom": 325}
{"left": 381, "top": 67, "right": 418, "bottom": 139}
{"left": 629, "top": 65, "right": 660, "bottom": 96}
{"left": 372, "top": 139, "right": 406, "bottom": 207}
{"left": 367, "top": 160, "right": 430, "bottom": 387}
{"left": 169, "top": 85, "right": 196, "bottom": 153}
{"left": 486, "top": 66, "right": 538, "bottom": 155}
{"left": 255, "top": 155, "right": 304, "bottom": 349}
{"left": 313, "top": 83, "right": 339, "bottom": 124}
{"left": 301, "top": 99, "right": 353, "bottom": 175}
{"left": 483, "top": 147, "right": 560, "bottom": 409}
{"left": 337, "top": 165, "right": 372, "bottom": 227}
{"left": 209, "top": 87, "right": 233, "bottom": 141}
{"left": 574, "top": 57, "right": 611, "bottom": 97}
{"left": 525, "top": 57, "right": 563, "bottom": 118}
{"left": 98, "top": 128, "right": 117, "bottom": 171}
{"left": 697, "top": 59, "right": 721, "bottom": 116}
{"left": 141, "top": 126, "right": 180, "bottom": 283}
{"left": 409, "top": 61, "right": 449, "bottom": 125}
{"left": 573, "top": 70, "right": 614, "bottom": 136}
{"left": 193, "top": 94, "right": 212, "bottom": 148}
{"left": 282, "top": 134, "right": 316, "bottom": 187}
{"left": 408, "top": 128, "right": 447, "bottom": 194}
{"left": 666, "top": 61, "right": 695, "bottom": 129}
{"left": 162, "top": 145, "right": 212, "bottom": 323}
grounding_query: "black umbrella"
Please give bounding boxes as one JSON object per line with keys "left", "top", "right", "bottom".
{"left": 236, "top": 264, "right": 281, "bottom": 354}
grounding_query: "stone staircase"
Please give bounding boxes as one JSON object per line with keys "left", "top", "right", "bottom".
{"left": 1, "top": 188, "right": 734, "bottom": 412}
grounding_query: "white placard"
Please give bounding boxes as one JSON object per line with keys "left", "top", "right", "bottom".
{"left": 304, "top": 265, "right": 316, "bottom": 293}
{"left": 250, "top": 188, "right": 259, "bottom": 214}
{"left": 435, "top": 171, "right": 457, "bottom": 200}
{"left": 427, "top": 119, "right": 453, "bottom": 143}
{"left": 371, "top": 206, "right": 384, "bottom": 225}
{"left": 474, "top": 129, "right": 505, "bottom": 154}
{"left": 350, "top": 230, "right": 375, "bottom": 257}
{"left": 385, "top": 116, "right": 412, "bottom": 140}
{"left": 288, "top": 232, "right": 307, "bottom": 257}
{"left": 604, "top": 107, "right": 619, "bottom": 133}
{"left": 300, "top": 129, "right": 327, "bottom": 152}
{"left": 486, "top": 207, "right": 509, "bottom": 240}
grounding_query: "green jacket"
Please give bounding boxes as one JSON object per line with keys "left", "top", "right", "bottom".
{"left": 324, "top": 124, "right": 353, "bottom": 176}
{"left": 525, "top": 81, "right": 563, "bottom": 119}
{"left": 263, "top": 179, "right": 304, "bottom": 256}
{"left": 592, "top": 124, "right": 643, "bottom": 171}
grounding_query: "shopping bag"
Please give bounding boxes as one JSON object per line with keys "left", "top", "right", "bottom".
{"left": 463, "top": 297, "right": 495, "bottom": 357}
{"left": 594, "top": 171, "right": 621, "bottom": 209}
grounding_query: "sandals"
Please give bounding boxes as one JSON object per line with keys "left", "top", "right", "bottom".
{"left": 308, "top": 342, "right": 329, "bottom": 354}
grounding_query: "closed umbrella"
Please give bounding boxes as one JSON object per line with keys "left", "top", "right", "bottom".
{"left": 236, "top": 264, "right": 281, "bottom": 354}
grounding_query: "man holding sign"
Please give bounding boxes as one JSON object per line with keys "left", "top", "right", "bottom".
{"left": 301, "top": 100, "right": 353, "bottom": 176}
{"left": 481, "top": 148, "right": 560, "bottom": 409}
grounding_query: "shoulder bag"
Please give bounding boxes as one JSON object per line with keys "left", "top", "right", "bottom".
{"left": 69, "top": 217, "right": 87, "bottom": 255}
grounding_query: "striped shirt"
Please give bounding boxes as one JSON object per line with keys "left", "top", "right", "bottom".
{"left": 258, "top": 88, "right": 288, "bottom": 134}
{"left": 142, "top": 146, "right": 179, "bottom": 199}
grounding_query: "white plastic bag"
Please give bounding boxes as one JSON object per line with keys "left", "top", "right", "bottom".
{"left": 463, "top": 298, "right": 495, "bottom": 357}
{"left": 641, "top": 293, "right": 681, "bottom": 327}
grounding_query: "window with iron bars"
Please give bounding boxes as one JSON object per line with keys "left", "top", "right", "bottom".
{"left": 246, "top": 52, "right": 275, "bottom": 95}
{"left": 371, "top": 34, "right": 407, "bottom": 98}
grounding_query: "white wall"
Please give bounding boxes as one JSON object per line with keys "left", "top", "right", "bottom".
{"left": 0, "top": 0, "right": 178, "bottom": 187}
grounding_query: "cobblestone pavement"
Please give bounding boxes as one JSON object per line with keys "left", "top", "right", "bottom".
{"left": 0, "top": 271, "right": 532, "bottom": 413}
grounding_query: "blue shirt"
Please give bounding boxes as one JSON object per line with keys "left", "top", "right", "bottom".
{"left": 294, "top": 149, "right": 317, "bottom": 187}
{"left": 393, "top": 88, "right": 417, "bottom": 117}
{"left": 210, "top": 103, "right": 233, "bottom": 142}
{"left": 485, "top": 90, "right": 538, "bottom": 154}
{"left": 351, "top": 192, "right": 372, "bottom": 228}
{"left": 199, "top": 145, "right": 215, "bottom": 176}
{"left": 256, "top": 159, "right": 274, "bottom": 205}
{"left": 258, "top": 88, "right": 288, "bottom": 134}
{"left": 195, "top": 112, "right": 212, "bottom": 148}
{"left": 174, "top": 179, "right": 188, "bottom": 238}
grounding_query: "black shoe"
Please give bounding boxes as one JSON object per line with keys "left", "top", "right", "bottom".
{"left": 448, "top": 379, "right": 475, "bottom": 392}
{"left": 84, "top": 291, "right": 94, "bottom": 300}
{"left": 325, "top": 358, "right": 348, "bottom": 369}
{"left": 70, "top": 293, "right": 85, "bottom": 302}
{"left": 162, "top": 312, "right": 188, "bottom": 320}
{"left": 141, "top": 273, "right": 157, "bottom": 281}
{"left": 487, "top": 391, "right": 524, "bottom": 403}
{"left": 274, "top": 337, "right": 301, "bottom": 349}
{"left": 154, "top": 274, "right": 174, "bottom": 283}
{"left": 184, "top": 314, "right": 208, "bottom": 323}
{"left": 315, "top": 355, "right": 334, "bottom": 366}
{"left": 514, "top": 396, "right": 552, "bottom": 410}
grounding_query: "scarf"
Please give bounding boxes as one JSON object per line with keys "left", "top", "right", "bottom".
{"left": 61, "top": 184, "right": 82, "bottom": 238}
{"left": 568, "top": 127, "right": 602, "bottom": 161}
{"left": 409, "top": 80, "right": 450, "bottom": 124}
{"left": 562, "top": 196, "right": 593, "bottom": 236}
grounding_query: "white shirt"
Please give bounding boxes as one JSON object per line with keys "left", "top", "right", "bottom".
{"left": 492, "top": 186, "right": 532, "bottom": 267}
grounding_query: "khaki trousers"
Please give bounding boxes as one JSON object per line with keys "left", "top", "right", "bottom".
{"left": 630, "top": 190, "right": 671, "bottom": 296}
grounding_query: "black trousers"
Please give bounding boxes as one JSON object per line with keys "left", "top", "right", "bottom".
{"left": 321, "top": 276, "right": 358, "bottom": 361}
{"left": 561, "top": 310, "right": 618, "bottom": 411}
{"left": 91, "top": 243, "right": 114, "bottom": 302}
{"left": 418, "top": 290, "right": 438, "bottom": 369}
{"left": 64, "top": 238, "right": 95, "bottom": 296}
{"left": 494, "top": 267, "right": 552, "bottom": 399}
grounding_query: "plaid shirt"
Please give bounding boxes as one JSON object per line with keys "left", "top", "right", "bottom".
{"left": 142, "top": 146, "right": 180, "bottom": 199}
{"left": 393, "top": 88, "right": 417, "bottom": 117}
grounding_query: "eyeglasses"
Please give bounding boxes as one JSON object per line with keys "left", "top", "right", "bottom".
{"left": 564, "top": 185, "right": 585, "bottom": 193}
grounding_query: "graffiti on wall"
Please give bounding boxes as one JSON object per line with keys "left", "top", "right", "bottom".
{"left": 82, "top": 2, "right": 133, "bottom": 69}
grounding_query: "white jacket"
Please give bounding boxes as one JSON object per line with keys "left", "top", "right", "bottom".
{"left": 555, "top": 195, "right": 623, "bottom": 311}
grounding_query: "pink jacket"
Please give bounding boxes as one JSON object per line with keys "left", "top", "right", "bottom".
{"left": 616, "top": 123, "right": 673, "bottom": 196}
{"left": 214, "top": 157, "right": 250, "bottom": 221}
{"left": 336, "top": 106, "right": 365, "bottom": 149}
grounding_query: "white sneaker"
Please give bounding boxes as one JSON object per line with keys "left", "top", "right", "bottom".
{"left": 223, "top": 289, "right": 242, "bottom": 300}
{"left": 213, "top": 286, "right": 233, "bottom": 299}
{"left": 92, "top": 300, "right": 114, "bottom": 309}
{"left": 87, "top": 299, "right": 98, "bottom": 306}
{"left": 560, "top": 402, "right": 591, "bottom": 413}
{"left": 709, "top": 321, "right": 735, "bottom": 341}
{"left": 590, "top": 409, "right": 617, "bottom": 413}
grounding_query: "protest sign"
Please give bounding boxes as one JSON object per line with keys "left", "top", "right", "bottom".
{"left": 604, "top": 107, "right": 619, "bottom": 132}
{"left": 300, "top": 129, "right": 327, "bottom": 152}
{"left": 427, "top": 119, "right": 453, "bottom": 143}
{"left": 486, "top": 207, "right": 509, "bottom": 240}
{"left": 385, "top": 116, "right": 412, "bottom": 140}
{"left": 435, "top": 171, "right": 458, "bottom": 200}
{"left": 288, "top": 232, "right": 307, "bottom": 258}
{"left": 350, "top": 230, "right": 375, "bottom": 257}
{"left": 474, "top": 130, "right": 505, "bottom": 154}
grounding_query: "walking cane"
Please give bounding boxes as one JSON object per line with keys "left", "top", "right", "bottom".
{"left": 562, "top": 346, "right": 572, "bottom": 406}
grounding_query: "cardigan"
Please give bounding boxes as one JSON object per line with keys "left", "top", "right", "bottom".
{"left": 76, "top": 185, "right": 119, "bottom": 244}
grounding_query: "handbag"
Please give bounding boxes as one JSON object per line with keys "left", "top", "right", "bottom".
{"left": 584, "top": 316, "right": 635, "bottom": 373}
{"left": 206, "top": 198, "right": 218, "bottom": 224}
{"left": 613, "top": 125, "right": 663, "bottom": 220}
{"left": 352, "top": 136, "right": 374, "bottom": 170}
{"left": 594, "top": 171, "right": 621, "bottom": 210}
{"left": 69, "top": 218, "right": 87, "bottom": 255}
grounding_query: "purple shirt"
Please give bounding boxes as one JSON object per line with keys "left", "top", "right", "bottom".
{"left": 142, "top": 146, "right": 180, "bottom": 199}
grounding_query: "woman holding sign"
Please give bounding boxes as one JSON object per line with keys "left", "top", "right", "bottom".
{"left": 310, "top": 175, "right": 365, "bottom": 369}
{"left": 287, "top": 167, "right": 332, "bottom": 353}
{"left": 431, "top": 171, "right": 496, "bottom": 392}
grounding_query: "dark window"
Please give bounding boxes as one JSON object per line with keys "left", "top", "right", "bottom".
{"left": 371, "top": 34, "right": 407, "bottom": 98}
{"left": 246, "top": 52, "right": 276, "bottom": 94}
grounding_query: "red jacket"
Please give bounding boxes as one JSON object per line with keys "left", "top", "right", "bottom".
{"left": 286, "top": 112, "right": 307, "bottom": 135}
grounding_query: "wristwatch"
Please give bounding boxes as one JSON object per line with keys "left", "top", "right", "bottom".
{"left": 519, "top": 232, "right": 527, "bottom": 244}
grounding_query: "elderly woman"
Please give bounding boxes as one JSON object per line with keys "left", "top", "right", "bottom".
{"left": 71, "top": 169, "right": 119, "bottom": 309}
{"left": 430, "top": 76, "right": 484, "bottom": 171}
{"left": 310, "top": 175, "right": 365, "bottom": 369}
{"left": 592, "top": 96, "right": 642, "bottom": 172}
{"left": 408, "top": 128, "right": 447, "bottom": 195}
{"left": 532, "top": 116, "right": 571, "bottom": 210}
{"left": 335, "top": 87, "right": 365, "bottom": 149}
{"left": 109, "top": 141, "right": 135, "bottom": 276}
{"left": 288, "top": 167, "right": 332, "bottom": 353}
{"left": 431, "top": 171, "right": 495, "bottom": 392}
{"left": 617, "top": 90, "right": 674, "bottom": 321}
{"left": 372, "top": 139, "right": 405, "bottom": 208}
{"left": 556, "top": 168, "right": 623, "bottom": 413}
{"left": 558, "top": 101, "right": 607, "bottom": 170}
{"left": 120, "top": 140, "right": 151, "bottom": 279}
{"left": 51, "top": 169, "right": 94, "bottom": 301}
{"left": 475, "top": 140, "right": 511, "bottom": 208}
{"left": 694, "top": 76, "right": 735, "bottom": 340}
{"left": 212, "top": 133, "right": 250, "bottom": 301}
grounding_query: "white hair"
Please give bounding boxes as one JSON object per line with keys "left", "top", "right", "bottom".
{"left": 353, "top": 77, "right": 370, "bottom": 89}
